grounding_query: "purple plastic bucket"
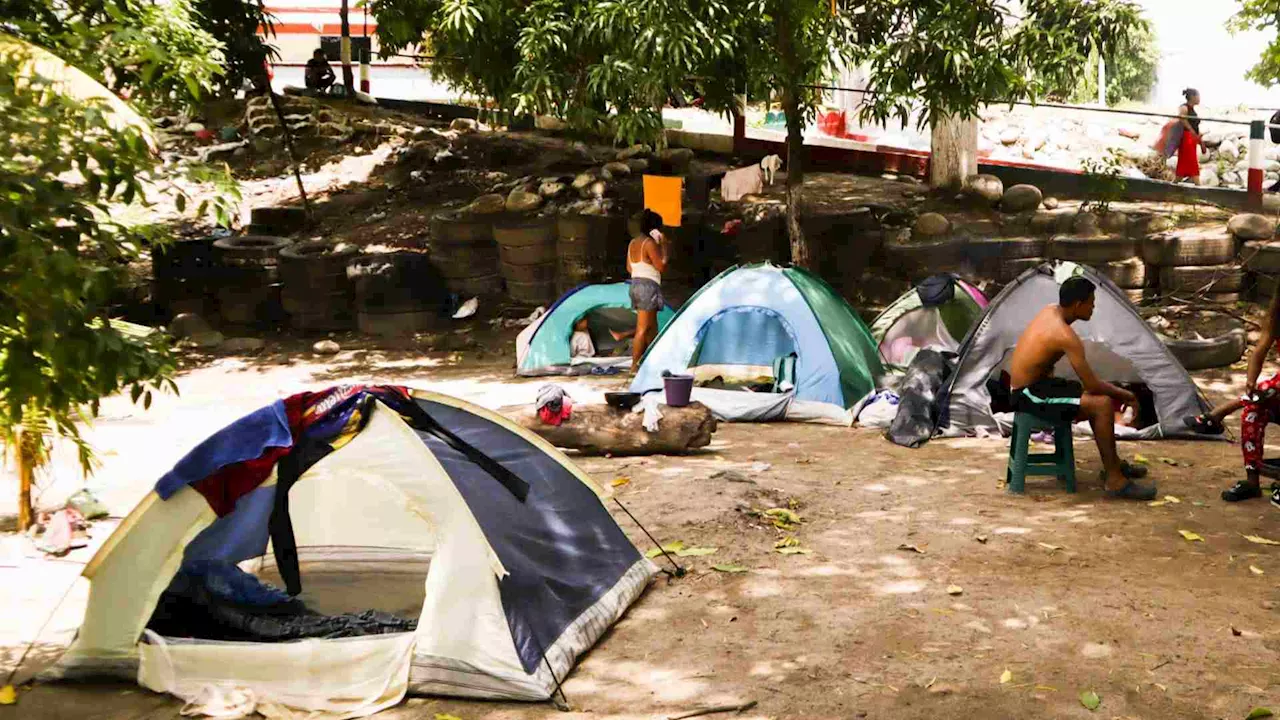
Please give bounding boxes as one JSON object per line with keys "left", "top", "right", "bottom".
{"left": 663, "top": 374, "right": 694, "bottom": 407}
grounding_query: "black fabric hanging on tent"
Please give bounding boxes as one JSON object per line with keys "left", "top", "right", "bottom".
{"left": 915, "top": 274, "right": 956, "bottom": 308}
{"left": 267, "top": 393, "right": 532, "bottom": 596}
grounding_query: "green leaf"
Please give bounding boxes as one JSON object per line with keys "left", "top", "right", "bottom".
{"left": 1080, "top": 691, "right": 1101, "bottom": 711}
{"left": 674, "top": 546, "right": 718, "bottom": 557}
{"left": 645, "top": 541, "right": 685, "bottom": 558}
{"left": 1247, "top": 709, "right": 1274, "bottom": 720}
{"left": 775, "top": 547, "right": 811, "bottom": 555}
{"left": 711, "top": 564, "right": 748, "bottom": 573}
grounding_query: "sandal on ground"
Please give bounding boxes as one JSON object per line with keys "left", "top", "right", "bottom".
{"left": 1185, "top": 414, "right": 1225, "bottom": 435}
{"left": 1120, "top": 460, "right": 1149, "bottom": 479}
{"left": 1104, "top": 478, "right": 1158, "bottom": 501}
{"left": 1222, "top": 480, "right": 1262, "bottom": 502}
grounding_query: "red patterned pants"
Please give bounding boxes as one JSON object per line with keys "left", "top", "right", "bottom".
{"left": 1241, "top": 374, "right": 1280, "bottom": 471}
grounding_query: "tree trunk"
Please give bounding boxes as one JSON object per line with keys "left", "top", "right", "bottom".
{"left": 340, "top": 0, "right": 355, "bottom": 96}
{"left": 781, "top": 89, "right": 810, "bottom": 268}
{"left": 929, "top": 114, "right": 978, "bottom": 190}
{"left": 504, "top": 403, "right": 716, "bottom": 455}
{"left": 16, "top": 429, "right": 37, "bottom": 532}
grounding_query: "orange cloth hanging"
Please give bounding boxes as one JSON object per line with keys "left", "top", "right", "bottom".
{"left": 642, "top": 175, "right": 683, "bottom": 227}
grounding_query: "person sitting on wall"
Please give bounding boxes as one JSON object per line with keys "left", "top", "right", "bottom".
{"left": 305, "top": 49, "right": 336, "bottom": 93}
{"left": 1008, "top": 276, "right": 1156, "bottom": 500}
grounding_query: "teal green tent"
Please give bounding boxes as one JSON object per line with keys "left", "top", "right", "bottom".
{"left": 630, "top": 263, "right": 882, "bottom": 410}
{"left": 516, "top": 282, "right": 675, "bottom": 376}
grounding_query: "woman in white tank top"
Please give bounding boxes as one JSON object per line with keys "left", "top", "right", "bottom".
{"left": 624, "top": 209, "right": 669, "bottom": 372}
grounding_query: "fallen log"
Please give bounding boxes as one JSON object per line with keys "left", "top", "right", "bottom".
{"left": 505, "top": 402, "right": 716, "bottom": 455}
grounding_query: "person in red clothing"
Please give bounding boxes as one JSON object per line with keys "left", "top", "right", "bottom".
{"left": 1223, "top": 289, "right": 1280, "bottom": 507}
{"left": 1174, "top": 88, "right": 1206, "bottom": 183}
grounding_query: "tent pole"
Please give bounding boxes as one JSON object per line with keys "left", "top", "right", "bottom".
{"left": 613, "top": 498, "right": 686, "bottom": 577}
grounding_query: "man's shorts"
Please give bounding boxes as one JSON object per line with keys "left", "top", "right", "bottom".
{"left": 629, "top": 278, "right": 664, "bottom": 312}
{"left": 1012, "top": 378, "right": 1083, "bottom": 423}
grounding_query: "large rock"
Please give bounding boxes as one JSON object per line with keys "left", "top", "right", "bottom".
{"left": 588, "top": 180, "right": 609, "bottom": 199}
{"left": 538, "top": 181, "right": 566, "bottom": 199}
{"left": 168, "top": 313, "right": 213, "bottom": 339}
{"left": 572, "top": 172, "right": 596, "bottom": 191}
{"left": 1042, "top": 197, "right": 1060, "bottom": 210}
{"left": 1118, "top": 127, "right": 1141, "bottom": 140}
{"left": 999, "top": 127, "right": 1021, "bottom": 145}
{"left": 1202, "top": 132, "right": 1223, "bottom": 149}
{"left": 312, "top": 339, "right": 341, "bottom": 355}
{"left": 222, "top": 337, "right": 265, "bottom": 353}
{"left": 1001, "top": 184, "right": 1043, "bottom": 213}
{"left": 1200, "top": 168, "right": 1221, "bottom": 188}
{"left": 616, "top": 144, "right": 651, "bottom": 161}
{"left": 963, "top": 174, "right": 1004, "bottom": 204}
{"left": 601, "top": 161, "right": 632, "bottom": 180}
{"left": 1229, "top": 213, "right": 1276, "bottom": 240}
{"left": 626, "top": 158, "right": 650, "bottom": 173}
{"left": 913, "top": 212, "right": 951, "bottom": 237}
{"left": 467, "top": 193, "right": 506, "bottom": 215}
{"left": 657, "top": 147, "right": 695, "bottom": 171}
{"left": 449, "top": 118, "right": 479, "bottom": 133}
{"left": 188, "top": 331, "right": 224, "bottom": 349}
{"left": 505, "top": 190, "right": 543, "bottom": 213}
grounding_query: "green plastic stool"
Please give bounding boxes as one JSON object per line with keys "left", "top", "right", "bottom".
{"left": 1006, "top": 412, "right": 1077, "bottom": 494}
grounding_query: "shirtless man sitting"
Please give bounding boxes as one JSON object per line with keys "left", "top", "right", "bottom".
{"left": 1008, "top": 276, "right": 1156, "bottom": 500}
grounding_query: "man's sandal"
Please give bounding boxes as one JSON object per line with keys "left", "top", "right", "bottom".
{"left": 1104, "top": 477, "right": 1158, "bottom": 501}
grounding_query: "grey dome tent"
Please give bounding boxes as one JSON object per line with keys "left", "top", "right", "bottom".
{"left": 936, "top": 261, "right": 1214, "bottom": 441}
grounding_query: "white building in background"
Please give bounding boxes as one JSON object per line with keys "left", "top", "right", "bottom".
{"left": 260, "top": 0, "right": 458, "bottom": 100}
{"left": 262, "top": 0, "right": 381, "bottom": 64}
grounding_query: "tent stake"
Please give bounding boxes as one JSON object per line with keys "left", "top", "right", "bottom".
{"left": 613, "top": 498, "right": 685, "bottom": 578}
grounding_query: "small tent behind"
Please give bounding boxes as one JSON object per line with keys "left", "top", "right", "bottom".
{"left": 516, "top": 282, "right": 676, "bottom": 376}
{"left": 630, "top": 263, "right": 883, "bottom": 422}
{"left": 937, "top": 261, "right": 1213, "bottom": 440}
{"left": 44, "top": 385, "right": 655, "bottom": 715}
{"left": 870, "top": 274, "right": 987, "bottom": 370}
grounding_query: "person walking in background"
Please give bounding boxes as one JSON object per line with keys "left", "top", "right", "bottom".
{"left": 1174, "top": 88, "right": 1205, "bottom": 183}
{"left": 621, "top": 210, "right": 668, "bottom": 373}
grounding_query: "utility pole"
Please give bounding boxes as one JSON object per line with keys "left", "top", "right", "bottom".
{"left": 340, "top": 0, "right": 354, "bottom": 95}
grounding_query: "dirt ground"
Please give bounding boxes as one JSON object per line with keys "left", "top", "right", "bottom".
{"left": 1, "top": 334, "right": 1278, "bottom": 720}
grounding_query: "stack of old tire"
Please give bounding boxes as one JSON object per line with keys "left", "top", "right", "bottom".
{"left": 495, "top": 190, "right": 558, "bottom": 305}
{"left": 555, "top": 209, "right": 626, "bottom": 294}
{"left": 1142, "top": 222, "right": 1241, "bottom": 304}
{"left": 279, "top": 241, "right": 358, "bottom": 332}
{"left": 350, "top": 251, "right": 449, "bottom": 335}
{"left": 1048, "top": 210, "right": 1151, "bottom": 304}
{"left": 213, "top": 236, "right": 292, "bottom": 327}
{"left": 1233, "top": 213, "right": 1280, "bottom": 302}
{"left": 153, "top": 235, "right": 218, "bottom": 317}
{"left": 429, "top": 198, "right": 504, "bottom": 298}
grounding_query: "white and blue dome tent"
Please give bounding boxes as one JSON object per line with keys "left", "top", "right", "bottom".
{"left": 42, "top": 385, "right": 656, "bottom": 715}
{"left": 630, "top": 263, "right": 883, "bottom": 423}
